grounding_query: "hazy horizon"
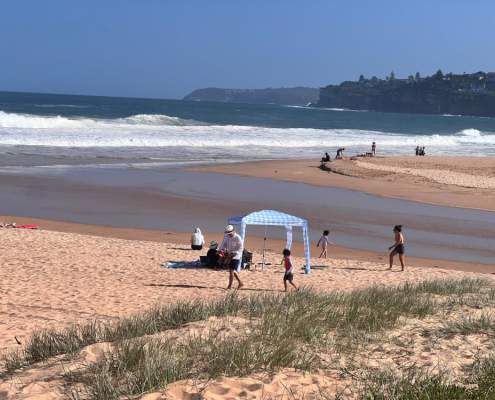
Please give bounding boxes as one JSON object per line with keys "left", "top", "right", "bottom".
{"left": 1, "top": 0, "right": 494, "bottom": 99}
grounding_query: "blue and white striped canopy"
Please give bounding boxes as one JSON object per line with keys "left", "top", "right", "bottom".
{"left": 228, "top": 209, "right": 311, "bottom": 273}
{"left": 228, "top": 209, "right": 307, "bottom": 227}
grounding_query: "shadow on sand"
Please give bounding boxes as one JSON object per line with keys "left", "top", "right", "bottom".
{"left": 144, "top": 283, "right": 280, "bottom": 292}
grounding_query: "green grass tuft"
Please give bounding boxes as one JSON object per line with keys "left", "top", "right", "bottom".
{"left": 2, "top": 277, "right": 493, "bottom": 399}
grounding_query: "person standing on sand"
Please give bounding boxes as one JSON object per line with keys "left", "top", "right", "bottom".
{"left": 317, "top": 230, "right": 334, "bottom": 258}
{"left": 220, "top": 225, "right": 244, "bottom": 289}
{"left": 372, "top": 142, "right": 376, "bottom": 156}
{"left": 388, "top": 225, "right": 405, "bottom": 271}
{"left": 191, "top": 227, "right": 204, "bottom": 250}
{"left": 281, "top": 248, "right": 298, "bottom": 292}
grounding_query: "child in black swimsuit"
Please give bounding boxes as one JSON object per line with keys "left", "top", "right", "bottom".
{"left": 388, "top": 225, "right": 406, "bottom": 271}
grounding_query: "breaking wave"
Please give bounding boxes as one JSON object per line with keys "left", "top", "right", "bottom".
{"left": 0, "top": 111, "right": 494, "bottom": 155}
{"left": 0, "top": 111, "right": 196, "bottom": 129}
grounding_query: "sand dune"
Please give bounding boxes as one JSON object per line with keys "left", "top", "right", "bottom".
{"left": 1, "top": 228, "right": 494, "bottom": 399}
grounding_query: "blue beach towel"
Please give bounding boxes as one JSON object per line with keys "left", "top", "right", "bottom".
{"left": 161, "top": 261, "right": 202, "bottom": 269}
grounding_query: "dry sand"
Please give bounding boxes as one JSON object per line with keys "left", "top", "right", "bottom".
{"left": 1, "top": 228, "right": 484, "bottom": 353}
{"left": 1, "top": 227, "right": 494, "bottom": 399}
{"left": 192, "top": 156, "right": 495, "bottom": 211}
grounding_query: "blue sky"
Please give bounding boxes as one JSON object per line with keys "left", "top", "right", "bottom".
{"left": 1, "top": 0, "right": 493, "bottom": 99}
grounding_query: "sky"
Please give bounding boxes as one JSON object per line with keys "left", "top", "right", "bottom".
{"left": 1, "top": 0, "right": 494, "bottom": 99}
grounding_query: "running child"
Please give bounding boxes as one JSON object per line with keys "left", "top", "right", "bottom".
{"left": 282, "top": 248, "right": 298, "bottom": 292}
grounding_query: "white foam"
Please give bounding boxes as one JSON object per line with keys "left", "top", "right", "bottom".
{"left": 0, "top": 111, "right": 494, "bottom": 156}
{"left": 118, "top": 114, "right": 196, "bottom": 126}
{"left": 285, "top": 105, "right": 367, "bottom": 112}
{"left": 0, "top": 111, "right": 193, "bottom": 129}
{"left": 458, "top": 128, "right": 482, "bottom": 137}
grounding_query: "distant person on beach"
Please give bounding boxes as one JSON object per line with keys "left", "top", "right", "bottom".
{"left": 206, "top": 240, "right": 220, "bottom": 267}
{"left": 336, "top": 148, "right": 345, "bottom": 159}
{"left": 281, "top": 248, "right": 298, "bottom": 292}
{"left": 372, "top": 142, "right": 376, "bottom": 156}
{"left": 388, "top": 225, "right": 405, "bottom": 271}
{"left": 191, "top": 227, "right": 204, "bottom": 250}
{"left": 220, "top": 225, "right": 244, "bottom": 289}
{"left": 317, "top": 230, "right": 334, "bottom": 258}
{"left": 415, "top": 146, "right": 420, "bottom": 156}
{"left": 321, "top": 152, "right": 330, "bottom": 162}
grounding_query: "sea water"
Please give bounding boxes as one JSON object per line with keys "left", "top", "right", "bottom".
{"left": 0, "top": 90, "right": 494, "bottom": 167}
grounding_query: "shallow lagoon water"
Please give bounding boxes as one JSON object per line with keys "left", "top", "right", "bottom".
{"left": 1, "top": 163, "right": 494, "bottom": 265}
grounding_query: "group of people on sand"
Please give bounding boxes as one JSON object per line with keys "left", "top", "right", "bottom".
{"left": 190, "top": 224, "right": 297, "bottom": 291}
{"left": 321, "top": 142, "right": 377, "bottom": 162}
{"left": 190, "top": 221, "right": 406, "bottom": 291}
{"left": 191, "top": 225, "right": 245, "bottom": 289}
{"left": 415, "top": 146, "right": 426, "bottom": 156}
{"left": 321, "top": 142, "right": 429, "bottom": 161}
{"left": 320, "top": 147, "right": 346, "bottom": 162}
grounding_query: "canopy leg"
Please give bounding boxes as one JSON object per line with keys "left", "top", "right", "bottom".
{"left": 262, "top": 225, "right": 267, "bottom": 270}
{"left": 303, "top": 222, "right": 311, "bottom": 274}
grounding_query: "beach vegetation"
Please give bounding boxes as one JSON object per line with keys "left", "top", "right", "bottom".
{"left": 359, "top": 354, "right": 495, "bottom": 399}
{"left": 1, "top": 277, "right": 494, "bottom": 399}
{"left": 431, "top": 312, "right": 495, "bottom": 338}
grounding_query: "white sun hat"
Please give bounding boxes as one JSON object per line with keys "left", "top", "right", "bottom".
{"left": 224, "top": 225, "right": 234, "bottom": 233}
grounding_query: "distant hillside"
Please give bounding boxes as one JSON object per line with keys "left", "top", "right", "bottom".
{"left": 183, "top": 87, "right": 319, "bottom": 106}
{"left": 317, "top": 70, "right": 495, "bottom": 117}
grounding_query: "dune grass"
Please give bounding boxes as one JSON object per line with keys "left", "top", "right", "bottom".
{"left": 73, "top": 278, "right": 490, "bottom": 399}
{"left": 1, "top": 277, "right": 492, "bottom": 399}
{"left": 430, "top": 312, "right": 495, "bottom": 338}
{"left": 360, "top": 354, "right": 495, "bottom": 399}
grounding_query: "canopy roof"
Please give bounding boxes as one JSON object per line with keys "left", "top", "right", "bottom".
{"left": 228, "top": 210, "right": 307, "bottom": 227}
{"left": 228, "top": 209, "right": 311, "bottom": 273}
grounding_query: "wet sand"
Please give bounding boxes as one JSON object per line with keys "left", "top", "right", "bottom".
{"left": 0, "top": 162, "right": 494, "bottom": 264}
{"left": 192, "top": 156, "right": 495, "bottom": 211}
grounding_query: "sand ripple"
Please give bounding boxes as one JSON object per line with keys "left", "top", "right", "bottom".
{"left": 355, "top": 160, "right": 495, "bottom": 189}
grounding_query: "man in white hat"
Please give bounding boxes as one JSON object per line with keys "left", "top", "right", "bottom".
{"left": 219, "top": 225, "right": 244, "bottom": 289}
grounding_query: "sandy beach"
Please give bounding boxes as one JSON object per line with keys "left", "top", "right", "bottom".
{"left": 1, "top": 227, "right": 494, "bottom": 399}
{"left": 0, "top": 158, "right": 494, "bottom": 398}
{"left": 193, "top": 156, "right": 495, "bottom": 211}
{"left": 0, "top": 225, "right": 490, "bottom": 352}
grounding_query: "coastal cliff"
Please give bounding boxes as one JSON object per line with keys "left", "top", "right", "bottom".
{"left": 183, "top": 87, "right": 318, "bottom": 106}
{"left": 317, "top": 71, "right": 495, "bottom": 117}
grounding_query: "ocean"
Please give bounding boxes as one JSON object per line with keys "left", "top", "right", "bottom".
{"left": 0, "top": 90, "right": 494, "bottom": 167}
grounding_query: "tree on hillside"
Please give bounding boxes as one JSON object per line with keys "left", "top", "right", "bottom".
{"left": 434, "top": 69, "right": 444, "bottom": 79}
{"left": 415, "top": 72, "right": 421, "bottom": 80}
{"left": 359, "top": 74, "right": 365, "bottom": 82}
{"left": 388, "top": 71, "right": 396, "bottom": 81}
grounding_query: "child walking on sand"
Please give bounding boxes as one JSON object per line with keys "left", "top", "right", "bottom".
{"left": 282, "top": 249, "right": 298, "bottom": 292}
{"left": 317, "top": 230, "right": 334, "bottom": 258}
{"left": 388, "top": 225, "right": 406, "bottom": 271}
